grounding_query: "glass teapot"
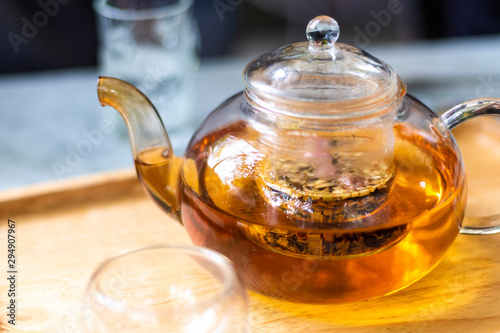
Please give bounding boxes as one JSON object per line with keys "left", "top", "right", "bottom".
{"left": 97, "top": 16, "right": 500, "bottom": 303}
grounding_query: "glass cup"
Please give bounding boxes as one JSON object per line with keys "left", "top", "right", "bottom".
{"left": 93, "top": 0, "right": 199, "bottom": 152}
{"left": 83, "top": 245, "right": 249, "bottom": 333}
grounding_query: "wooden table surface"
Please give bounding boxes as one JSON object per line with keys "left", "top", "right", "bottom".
{"left": 0, "top": 118, "right": 499, "bottom": 333}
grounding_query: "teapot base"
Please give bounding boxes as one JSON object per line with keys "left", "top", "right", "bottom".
{"left": 181, "top": 179, "right": 462, "bottom": 303}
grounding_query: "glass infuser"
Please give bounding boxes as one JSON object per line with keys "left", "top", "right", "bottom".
{"left": 96, "top": 16, "right": 500, "bottom": 303}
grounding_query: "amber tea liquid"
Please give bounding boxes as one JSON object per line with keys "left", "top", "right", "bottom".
{"left": 135, "top": 122, "right": 465, "bottom": 303}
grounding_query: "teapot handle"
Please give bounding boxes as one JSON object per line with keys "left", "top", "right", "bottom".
{"left": 439, "top": 98, "right": 500, "bottom": 235}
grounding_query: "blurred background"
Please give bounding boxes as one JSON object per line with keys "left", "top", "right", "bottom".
{"left": 1, "top": 0, "right": 500, "bottom": 190}
{"left": 2, "top": 0, "right": 500, "bottom": 71}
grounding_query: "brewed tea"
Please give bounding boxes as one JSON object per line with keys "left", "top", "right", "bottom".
{"left": 135, "top": 121, "right": 465, "bottom": 303}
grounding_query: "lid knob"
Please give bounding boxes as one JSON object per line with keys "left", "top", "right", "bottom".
{"left": 306, "top": 16, "right": 339, "bottom": 49}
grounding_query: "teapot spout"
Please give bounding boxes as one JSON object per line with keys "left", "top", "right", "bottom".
{"left": 97, "top": 76, "right": 172, "bottom": 157}
{"left": 97, "top": 76, "right": 182, "bottom": 221}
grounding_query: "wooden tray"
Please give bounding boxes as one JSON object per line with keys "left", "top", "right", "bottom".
{"left": 1, "top": 118, "right": 500, "bottom": 332}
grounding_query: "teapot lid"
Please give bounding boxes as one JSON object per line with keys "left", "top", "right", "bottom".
{"left": 243, "top": 16, "right": 405, "bottom": 119}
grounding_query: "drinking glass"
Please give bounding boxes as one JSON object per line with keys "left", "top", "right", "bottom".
{"left": 83, "top": 245, "right": 249, "bottom": 332}
{"left": 94, "top": 0, "right": 199, "bottom": 151}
